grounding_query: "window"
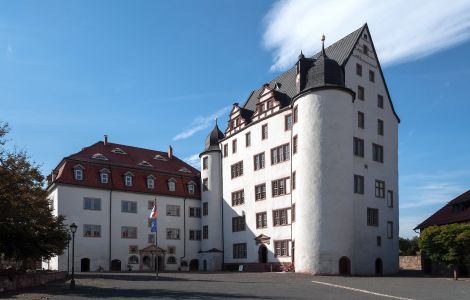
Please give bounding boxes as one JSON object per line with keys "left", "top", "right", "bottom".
{"left": 203, "top": 202, "right": 208, "bottom": 216}
{"left": 233, "top": 243, "right": 247, "bottom": 259}
{"left": 293, "top": 135, "right": 298, "bottom": 154}
{"left": 271, "top": 144, "right": 290, "bottom": 165}
{"left": 129, "top": 245, "right": 138, "bottom": 254}
{"left": 356, "top": 63, "right": 362, "bottom": 76}
{"left": 74, "top": 168, "right": 83, "bottom": 181}
{"left": 373, "top": 144, "right": 384, "bottom": 163}
{"left": 358, "top": 111, "right": 365, "bottom": 129}
{"left": 387, "top": 190, "right": 394, "bottom": 208}
{"left": 203, "top": 157, "right": 208, "bottom": 170}
{"left": 121, "top": 201, "right": 137, "bottom": 213}
{"left": 253, "top": 152, "right": 265, "bottom": 171}
{"left": 112, "top": 147, "right": 127, "bottom": 155}
{"left": 167, "top": 256, "right": 177, "bottom": 264}
{"left": 377, "top": 236, "right": 382, "bottom": 247}
{"left": 369, "top": 70, "right": 375, "bottom": 82}
{"left": 358, "top": 85, "right": 365, "bottom": 100}
{"left": 203, "top": 225, "right": 208, "bottom": 239}
{"left": 363, "top": 45, "right": 369, "bottom": 55}
{"left": 124, "top": 175, "right": 133, "bottom": 187}
{"left": 167, "top": 246, "right": 176, "bottom": 254}
{"left": 273, "top": 208, "right": 289, "bottom": 226}
{"left": 232, "top": 190, "right": 245, "bottom": 206}
{"left": 293, "top": 106, "right": 298, "bottom": 123}
{"left": 147, "top": 177, "right": 155, "bottom": 189}
{"left": 285, "top": 114, "right": 293, "bottom": 130}
{"left": 83, "top": 197, "right": 101, "bottom": 210}
{"left": 292, "top": 171, "right": 296, "bottom": 190}
{"left": 128, "top": 255, "right": 139, "bottom": 264}
{"left": 256, "top": 212, "right": 267, "bottom": 228}
{"left": 166, "top": 228, "right": 180, "bottom": 240}
{"left": 354, "top": 175, "right": 364, "bottom": 194}
{"left": 367, "top": 208, "right": 379, "bottom": 226}
{"left": 166, "top": 205, "right": 181, "bottom": 216}
{"left": 189, "top": 230, "right": 201, "bottom": 240}
{"left": 121, "top": 226, "right": 137, "bottom": 239}
{"left": 375, "top": 180, "right": 385, "bottom": 198}
{"left": 100, "top": 171, "right": 109, "bottom": 184}
{"left": 353, "top": 137, "right": 364, "bottom": 157}
{"left": 378, "top": 119, "right": 384, "bottom": 136}
{"left": 189, "top": 207, "right": 201, "bottom": 218}
{"left": 255, "top": 183, "right": 266, "bottom": 201}
{"left": 245, "top": 132, "right": 251, "bottom": 147}
{"left": 188, "top": 183, "right": 195, "bottom": 195}
{"left": 378, "top": 95, "right": 384, "bottom": 109}
{"left": 168, "top": 179, "right": 176, "bottom": 191}
{"left": 261, "top": 124, "right": 268, "bottom": 140}
{"left": 232, "top": 139, "right": 237, "bottom": 154}
{"left": 267, "top": 100, "right": 273, "bottom": 109}
{"left": 148, "top": 234, "right": 155, "bottom": 244}
{"left": 148, "top": 200, "right": 154, "bottom": 210}
{"left": 292, "top": 204, "right": 296, "bottom": 222}
{"left": 364, "top": 33, "right": 368, "bottom": 40}
{"left": 223, "top": 144, "right": 228, "bottom": 157}
{"left": 231, "top": 161, "right": 243, "bottom": 179}
{"left": 203, "top": 178, "right": 208, "bottom": 191}
{"left": 272, "top": 177, "right": 290, "bottom": 197}
{"left": 387, "top": 221, "right": 393, "bottom": 239}
{"left": 232, "top": 216, "right": 246, "bottom": 232}
{"left": 83, "top": 224, "right": 101, "bottom": 237}
{"left": 274, "top": 240, "right": 289, "bottom": 257}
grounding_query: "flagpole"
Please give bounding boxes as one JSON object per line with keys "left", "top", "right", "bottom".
{"left": 155, "top": 197, "right": 159, "bottom": 280}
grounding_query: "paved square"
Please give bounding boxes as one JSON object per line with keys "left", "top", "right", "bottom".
{"left": 3, "top": 272, "right": 470, "bottom": 300}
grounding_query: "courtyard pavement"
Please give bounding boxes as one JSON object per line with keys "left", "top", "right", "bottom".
{"left": 2, "top": 271, "right": 470, "bottom": 300}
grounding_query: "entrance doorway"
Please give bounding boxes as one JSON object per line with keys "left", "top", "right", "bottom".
{"left": 375, "top": 258, "right": 383, "bottom": 275}
{"left": 258, "top": 245, "right": 268, "bottom": 263}
{"left": 338, "top": 256, "right": 351, "bottom": 275}
{"left": 155, "top": 256, "right": 164, "bottom": 271}
{"left": 80, "top": 258, "right": 90, "bottom": 272}
{"left": 189, "top": 259, "right": 199, "bottom": 271}
{"left": 111, "top": 259, "right": 121, "bottom": 271}
{"left": 203, "top": 260, "right": 207, "bottom": 272}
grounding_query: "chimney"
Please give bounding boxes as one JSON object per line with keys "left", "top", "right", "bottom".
{"left": 104, "top": 135, "right": 108, "bottom": 145}
{"left": 168, "top": 145, "right": 173, "bottom": 159}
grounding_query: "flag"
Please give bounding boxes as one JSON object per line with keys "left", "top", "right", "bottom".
{"left": 150, "top": 219, "right": 157, "bottom": 233}
{"left": 150, "top": 204, "right": 158, "bottom": 218}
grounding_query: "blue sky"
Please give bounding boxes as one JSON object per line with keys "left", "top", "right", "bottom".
{"left": 1, "top": 0, "right": 470, "bottom": 238}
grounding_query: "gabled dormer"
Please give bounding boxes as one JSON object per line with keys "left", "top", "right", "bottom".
{"left": 251, "top": 84, "right": 282, "bottom": 122}
{"left": 91, "top": 153, "right": 108, "bottom": 160}
{"left": 225, "top": 103, "right": 250, "bottom": 135}
{"left": 111, "top": 147, "right": 127, "bottom": 155}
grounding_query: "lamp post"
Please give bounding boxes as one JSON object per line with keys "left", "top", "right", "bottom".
{"left": 67, "top": 233, "right": 71, "bottom": 279}
{"left": 69, "top": 223, "right": 77, "bottom": 290}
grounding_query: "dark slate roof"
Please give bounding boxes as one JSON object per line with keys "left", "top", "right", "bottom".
{"left": 242, "top": 25, "right": 365, "bottom": 112}
{"left": 304, "top": 48, "right": 345, "bottom": 90}
{"left": 203, "top": 122, "right": 224, "bottom": 152}
{"left": 415, "top": 189, "right": 470, "bottom": 230}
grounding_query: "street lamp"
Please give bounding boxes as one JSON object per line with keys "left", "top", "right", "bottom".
{"left": 67, "top": 233, "right": 71, "bottom": 279}
{"left": 69, "top": 223, "right": 78, "bottom": 290}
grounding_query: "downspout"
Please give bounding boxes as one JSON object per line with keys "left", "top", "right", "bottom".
{"left": 290, "top": 108, "right": 294, "bottom": 265}
{"left": 220, "top": 151, "right": 225, "bottom": 270}
{"left": 179, "top": 175, "right": 188, "bottom": 268}
{"left": 109, "top": 168, "right": 113, "bottom": 271}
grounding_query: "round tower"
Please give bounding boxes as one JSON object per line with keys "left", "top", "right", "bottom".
{"left": 199, "top": 121, "right": 224, "bottom": 271}
{"left": 292, "top": 39, "right": 355, "bottom": 274}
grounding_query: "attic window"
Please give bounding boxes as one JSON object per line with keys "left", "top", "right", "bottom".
{"left": 154, "top": 154, "right": 167, "bottom": 161}
{"left": 363, "top": 45, "right": 369, "bottom": 56}
{"left": 364, "top": 34, "right": 368, "bottom": 40}
{"left": 73, "top": 165, "right": 84, "bottom": 181}
{"left": 92, "top": 153, "right": 108, "bottom": 160}
{"left": 179, "top": 167, "right": 191, "bottom": 173}
{"left": 111, "top": 148, "right": 127, "bottom": 155}
{"left": 138, "top": 160, "right": 153, "bottom": 167}
{"left": 168, "top": 178, "right": 177, "bottom": 192}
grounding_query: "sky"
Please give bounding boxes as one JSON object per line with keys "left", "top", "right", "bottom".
{"left": 1, "top": 0, "right": 470, "bottom": 238}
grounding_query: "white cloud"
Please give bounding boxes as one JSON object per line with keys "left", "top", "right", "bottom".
{"left": 173, "top": 106, "right": 231, "bottom": 141}
{"left": 183, "top": 153, "right": 200, "bottom": 169}
{"left": 263, "top": 0, "right": 470, "bottom": 71}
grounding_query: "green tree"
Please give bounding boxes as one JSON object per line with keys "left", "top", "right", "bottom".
{"left": 419, "top": 224, "right": 470, "bottom": 280}
{"left": 0, "top": 122, "right": 69, "bottom": 269}
{"left": 399, "top": 236, "right": 420, "bottom": 255}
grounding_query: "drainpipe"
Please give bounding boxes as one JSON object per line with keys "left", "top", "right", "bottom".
{"left": 109, "top": 167, "right": 113, "bottom": 271}
{"left": 179, "top": 176, "right": 188, "bottom": 269}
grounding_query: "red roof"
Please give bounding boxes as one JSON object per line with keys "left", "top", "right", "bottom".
{"left": 48, "top": 141, "right": 201, "bottom": 199}
{"left": 415, "top": 189, "right": 470, "bottom": 230}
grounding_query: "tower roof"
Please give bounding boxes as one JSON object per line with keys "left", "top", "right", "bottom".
{"left": 203, "top": 121, "right": 224, "bottom": 152}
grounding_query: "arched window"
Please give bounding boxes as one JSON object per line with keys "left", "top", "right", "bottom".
{"left": 99, "top": 168, "right": 110, "bottom": 184}
{"left": 187, "top": 181, "right": 196, "bottom": 195}
{"left": 147, "top": 175, "right": 155, "bottom": 189}
{"left": 124, "top": 172, "right": 134, "bottom": 187}
{"left": 128, "top": 255, "right": 139, "bottom": 264}
{"left": 168, "top": 178, "right": 176, "bottom": 192}
{"left": 73, "top": 165, "right": 84, "bottom": 181}
{"left": 167, "top": 256, "right": 177, "bottom": 264}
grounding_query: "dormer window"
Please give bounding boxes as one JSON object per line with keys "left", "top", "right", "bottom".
{"left": 147, "top": 175, "right": 155, "bottom": 189}
{"left": 154, "top": 154, "right": 167, "bottom": 161}
{"left": 99, "top": 168, "right": 110, "bottom": 184}
{"left": 124, "top": 172, "right": 134, "bottom": 187}
{"left": 91, "top": 153, "right": 108, "bottom": 160}
{"left": 187, "top": 181, "right": 196, "bottom": 195}
{"left": 168, "top": 178, "right": 176, "bottom": 192}
{"left": 111, "top": 147, "right": 127, "bottom": 155}
{"left": 179, "top": 167, "right": 191, "bottom": 173}
{"left": 138, "top": 160, "right": 153, "bottom": 167}
{"left": 73, "top": 165, "right": 84, "bottom": 181}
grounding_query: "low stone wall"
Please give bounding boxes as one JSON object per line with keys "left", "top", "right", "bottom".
{"left": 0, "top": 271, "right": 66, "bottom": 292}
{"left": 399, "top": 256, "right": 421, "bottom": 270}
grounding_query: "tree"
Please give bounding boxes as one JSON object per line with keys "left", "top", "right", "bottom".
{"left": 399, "top": 236, "right": 420, "bottom": 256}
{"left": 419, "top": 224, "right": 470, "bottom": 280}
{"left": 0, "top": 122, "right": 69, "bottom": 269}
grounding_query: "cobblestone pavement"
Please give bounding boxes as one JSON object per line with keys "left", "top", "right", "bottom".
{"left": 3, "top": 272, "right": 470, "bottom": 300}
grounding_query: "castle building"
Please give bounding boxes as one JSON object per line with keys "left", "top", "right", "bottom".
{"left": 200, "top": 23, "right": 399, "bottom": 275}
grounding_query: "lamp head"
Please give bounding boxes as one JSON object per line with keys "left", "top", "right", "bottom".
{"left": 70, "top": 223, "right": 78, "bottom": 234}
